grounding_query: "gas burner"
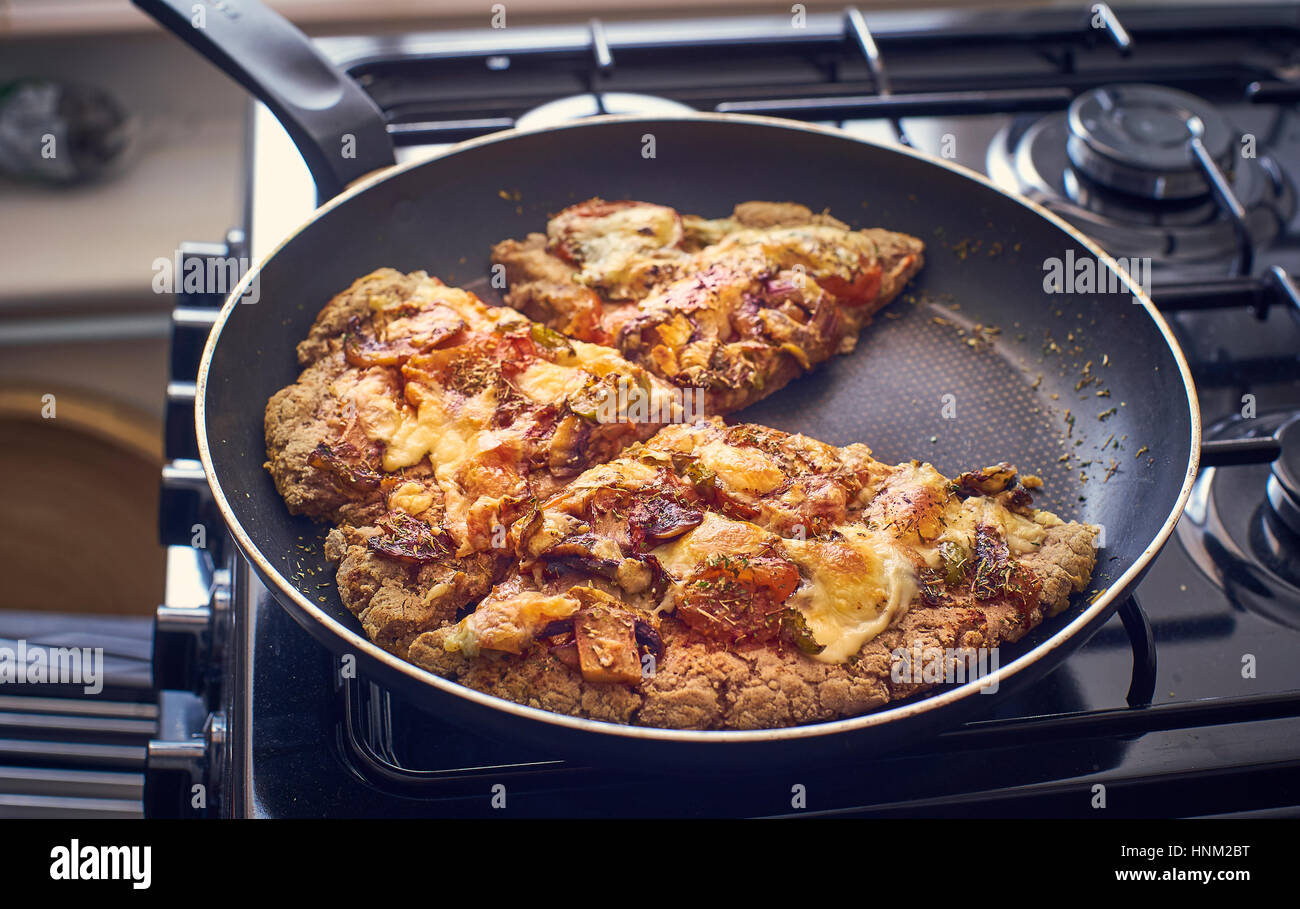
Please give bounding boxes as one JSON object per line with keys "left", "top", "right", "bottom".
{"left": 1066, "top": 84, "right": 1232, "bottom": 200}
{"left": 1266, "top": 417, "right": 1300, "bottom": 537}
{"left": 988, "top": 85, "right": 1294, "bottom": 273}
{"left": 514, "top": 93, "right": 694, "bottom": 131}
{"left": 1179, "top": 410, "right": 1300, "bottom": 629}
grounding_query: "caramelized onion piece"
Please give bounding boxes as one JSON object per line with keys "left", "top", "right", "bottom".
{"left": 634, "top": 619, "right": 664, "bottom": 662}
{"left": 627, "top": 491, "right": 704, "bottom": 549}
{"left": 342, "top": 309, "right": 464, "bottom": 368}
{"left": 952, "top": 463, "right": 1019, "bottom": 498}
{"left": 367, "top": 511, "right": 454, "bottom": 564}
{"left": 307, "top": 442, "right": 382, "bottom": 492}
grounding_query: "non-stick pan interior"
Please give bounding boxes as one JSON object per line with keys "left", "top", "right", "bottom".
{"left": 203, "top": 116, "right": 1195, "bottom": 740}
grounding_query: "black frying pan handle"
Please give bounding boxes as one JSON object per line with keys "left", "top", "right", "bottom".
{"left": 132, "top": 0, "right": 395, "bottom": 201}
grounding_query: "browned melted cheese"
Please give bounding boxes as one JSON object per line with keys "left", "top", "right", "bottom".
{"left": 443, "top": 417, "right": 1074, "bottom": 670}
{"left": 547, "top": 200, "right": 685, "bottom": 299}
{"left": 331, "top": 272, "right": 690, "bottom": 555}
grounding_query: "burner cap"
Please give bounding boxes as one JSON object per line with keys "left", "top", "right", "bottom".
{"left": 1066, "top": 84, "right": 1233, "bottom": 200}
{"left": 515, "top": 93, "right": 695, "bottom": 131}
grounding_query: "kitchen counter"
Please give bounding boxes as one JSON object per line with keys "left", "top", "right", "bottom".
{"left": 0, "top": 33, "right": 247, "bottom": 317}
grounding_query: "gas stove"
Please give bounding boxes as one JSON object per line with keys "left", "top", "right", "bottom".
{"left": 145, "top": 3, "right": 1300, "bottom": 817}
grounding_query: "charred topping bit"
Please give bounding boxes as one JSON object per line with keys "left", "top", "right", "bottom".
{"left": 342, "top": 316, "right": 393, "bottom": 368}
{"left": 917, "top": 568, "right": 947, "bottom": 607}
{"left": 634, "top": 618, "right": 664, "bottom": 662}
{"left": 538, "top": 534, "right": 671, "bottom": 599}
{"left": 1003, "top": 486, "right": 1035, "bottom": 515}
{"left": 342, "top": 311, "right": 464, "bottom": 368}
{"left": 491, "top": 386, "right": 533, "bottom": 430}
{"left": 511, "top": 501, "right": 544, "bottom": 560}
{"left": 626, "top": 489, "right": 704, "bottom": 549}
{"left": 539, "top": 533, "right": 619, "bottom": 579}
{"left": 367, "top": 510, "right": 454, "bottom": 564}
{"left": 971, "top": 524, "right": 1041, "bottom": 622}
{"left": 629, "top": 552, "right": 671, "bottom": 599}
{"left": 667, "top": 453, "right": 760, "bottom": 522}
{"left": 520, "top": 403, "right": 561, "bottom": 442}
{"left": 537, "top": 618, "right": 575, "bottom": 639}
{"left": 307, "top": 442, "right": 382, "bottom": 492}
{"left": 951, "top": 463, "right": 1018, "bottom": 498}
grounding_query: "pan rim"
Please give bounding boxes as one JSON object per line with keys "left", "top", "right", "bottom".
{"left": 196, "top": 111, "right": 1201, "bottom": 744}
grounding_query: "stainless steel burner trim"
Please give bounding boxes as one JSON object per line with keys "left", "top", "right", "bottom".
{"left": 1177, "top": 410, "right": 1300, "bottom": 606}
{"left": 986, "top": 114, "right": 1295, "bottom": 267}
{"left": 195, "top": 112, "right": 1202, "bottom": 744}
{"left": 1065, "top": 84, "right": 1234, "bottom": 200}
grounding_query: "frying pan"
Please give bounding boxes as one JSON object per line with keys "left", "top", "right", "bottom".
{"left": 138, "top": 0, "right": 1200, "bottom": 768}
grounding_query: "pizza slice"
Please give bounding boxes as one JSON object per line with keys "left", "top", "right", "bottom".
{"left": 409, "top": 417, "right": 1098, "bottom": 729}
{"left": 492, "top": 200, "right": 924, "bottom": 412}
{"left": 264, "top": 268, "right": 700, "bottom": 653}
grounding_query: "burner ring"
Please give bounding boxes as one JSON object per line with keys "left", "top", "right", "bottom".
{"left": 1177, "top": 411, "right": 1300, "bottom": 627}
{"left": 1266, "top": 474, "right": 1300, "bottom": 536}
{"left": 515, "top": 93, "right": 695, "bottom": 131}
{"left": 986, "top": 107, "right": 1295, "bottom": 272}
{"left": 1268, "top": 416, "right": 1300, "bottom": 534}
{"left": 1066, "top": 84, "right": 1233, "bottom": 200}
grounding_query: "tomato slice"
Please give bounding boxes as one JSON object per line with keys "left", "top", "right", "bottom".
{"left": 677, "top": 553, "right": 800, "bottom": 645}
